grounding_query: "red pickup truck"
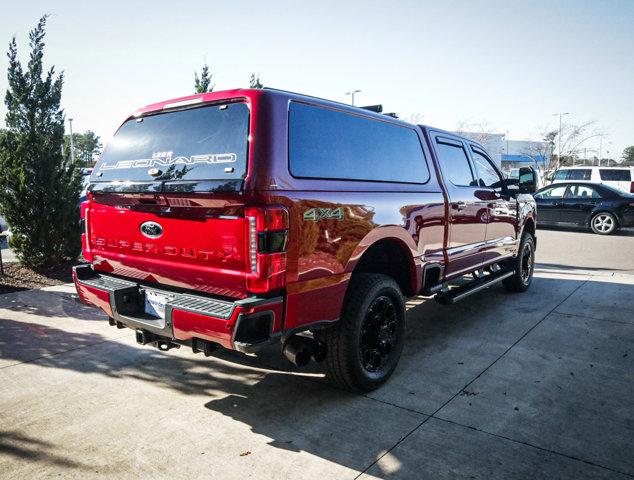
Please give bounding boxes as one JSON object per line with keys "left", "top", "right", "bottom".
{"left": 74, "top": 88, "right": 537, "bottom": 392}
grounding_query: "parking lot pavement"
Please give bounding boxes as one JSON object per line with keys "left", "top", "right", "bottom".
{"left": 1, "top": 268, "right": 633, "bottom": 478}
{"left": 536, "top": 226, "right": 634, "bottom": 274}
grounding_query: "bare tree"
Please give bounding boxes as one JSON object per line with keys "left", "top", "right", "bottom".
{"left": 403, "top": 112, "right": 425, "bottom": 125}
{"left": 454, "top": 120, "right": 506, "bottom": 167}
{"left": 518, "top": 130, "right": 556, "bottom": 173}
{"left": 524, "top": 121, "right": 602, "bottom": 171}
{"left": 454, "top": 119, "right": 499, "bottom": 145}
{"left": 555, "top": 121, "right": 602, "bottom": 168}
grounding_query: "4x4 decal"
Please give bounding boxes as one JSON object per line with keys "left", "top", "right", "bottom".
{"left": 303, "top": 207, "right": 344, "bottom": 222}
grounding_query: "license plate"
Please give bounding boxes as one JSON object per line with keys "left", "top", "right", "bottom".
{"left": 144, "top": 290, "right": 170, "bottom": 319}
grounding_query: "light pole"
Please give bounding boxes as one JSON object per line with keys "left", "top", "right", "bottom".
{"left": 553, "top": 112, "right": 569, "bottom": 168}
{"left": 346, "top": 89, "right": 361, "bottom": 106}
{"left": 68, "top": 118, "right": 76, "bottom": 164}
{"left": 599, "top": 136, "right": 603, "bottom": 166}
{"left": 599, "top": 137, "right": 612, "bottom": 166}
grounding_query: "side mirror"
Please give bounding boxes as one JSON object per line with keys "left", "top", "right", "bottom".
{"left": 518, "top": 166, "right": 537, "bottom": 194}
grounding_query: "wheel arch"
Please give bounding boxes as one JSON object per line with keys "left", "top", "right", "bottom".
{"left": 344, "top": 227, "right": 421, "bottom": 297}
{"left": 587, "top": 209, "right": 620, "bottom": 228}
{"left": 522, "top": 216, "right": 536, "bottom": 238}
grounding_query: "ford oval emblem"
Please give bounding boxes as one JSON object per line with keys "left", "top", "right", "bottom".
{"left": 140, "top": 221, "right": 163, "bottom": 239}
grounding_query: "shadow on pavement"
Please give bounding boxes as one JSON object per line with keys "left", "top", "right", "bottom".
{"left": 1, "top": 274, "right": 633, "bottom": 477}
{"left": 536, "top": 262, "right": 629, "bottom": 272}
{"left": 0, "top": 430, "right": 88, "bottom": 470}
{"left": 537, "top": 224, "right": 634, "bottom": 236}
{"left": 0, "top": 289, "right": 105, "bottom": 321}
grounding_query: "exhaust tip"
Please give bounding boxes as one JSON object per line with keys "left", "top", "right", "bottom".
{"left": 283, "top": 336, "right": 314, "bottom": 367}
{"left": 192, "top": 338, "right": 218, "bottom": 357}
{"left": 312, "top": 341, "right": 327, "bottom": 363}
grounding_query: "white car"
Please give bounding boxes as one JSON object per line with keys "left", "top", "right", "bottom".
{"left": 506, "top": 167, "right": 544, "bottom": 190}
{"left": 551, "top": 166, "right": 633, "bottom": 194}
{"left": 507, "top": 168, "right": 520, "bottom": 179}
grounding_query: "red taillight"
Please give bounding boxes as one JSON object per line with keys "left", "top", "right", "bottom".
{"left": 630, "top": 182, "right": 634, "bottom": 194}
{"left": 80, "top": 200, "right": 93, "bottom": 262}
{"left": 80, "top": 200, "right": 89, "bottom": 220}
{"left": 245, "top": 207, "right": 289, "bottom": 294}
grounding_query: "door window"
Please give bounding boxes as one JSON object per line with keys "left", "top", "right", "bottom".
{"left": 567, "top": 185, "right": 601, "bottom": 198}
{"left": 599, "top": 169, "right": 631, "bottom": 181}
{"left": 553, "top": 169, "right": 592, "bottom": 181}
{"left": 435, "top": 140, "right": 475, "bottom": 187}
{"left": 471, "top": 149, "right": 503, "bottom": 192}
{"left": 567, "top": 169, "right": 592, "bottom": 180}
{"left": 535, "top": 185, "right": 567, "bottom": 199}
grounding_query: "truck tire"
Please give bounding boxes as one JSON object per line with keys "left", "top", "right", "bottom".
{"left": 322, "top": 273, "right": 405, "bottom": 392}
{"left": 503, "top": 233, "right": 535, "bottom": 293}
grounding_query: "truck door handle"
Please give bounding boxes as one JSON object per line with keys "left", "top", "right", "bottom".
{"left": 452, "top": 201, "right": 467, "bottom": 211}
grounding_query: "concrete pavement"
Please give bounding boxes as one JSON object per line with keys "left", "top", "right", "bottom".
{"left": 536, "top": 226, "right": 634, "bottom": 275}
{"left": 1, "top": 268, "right": 633, "bottom": 479}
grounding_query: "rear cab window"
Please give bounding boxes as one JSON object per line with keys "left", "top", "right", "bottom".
{"left": 288, "top": 102, "right": 429, "bottom": 183}
{"left": 91, "top": 102, "right": 249, "bottom": 186}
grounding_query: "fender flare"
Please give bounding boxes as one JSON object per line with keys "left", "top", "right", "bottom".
{"left": 343, "top": 226, "right": 422, "bottom": 295}
{"left": 520, "top": 214, "right": 536, "bottom": 237}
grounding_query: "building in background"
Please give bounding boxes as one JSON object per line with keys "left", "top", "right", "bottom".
{"left": 455, "top": 132, "right": 505, "bottom": 168}
{"left": 502, "top": 139, "right": 552, "bottom": 172}
{"left": 456, "top": 131, "right": 552, "bottom": 173}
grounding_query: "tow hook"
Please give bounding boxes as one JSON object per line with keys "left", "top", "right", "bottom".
{"left": 135, "top": 329, "right": 179, "bottom": 351}
{"left": 156, "top": 339, "right": 180, "bottom": 351}
{"left": 135, "top": 329, "right": 156, "bottom": 345}
{"left": 282, "top": 335, "right": 327, "bottom": 367}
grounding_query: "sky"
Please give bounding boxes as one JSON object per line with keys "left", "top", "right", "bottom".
{"left": 0, "top": 0, "right": 632, "bottom": 159}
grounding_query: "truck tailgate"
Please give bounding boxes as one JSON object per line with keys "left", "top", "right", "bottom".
{"left": 85, "top": 193, "right": 249, "bottom": 298}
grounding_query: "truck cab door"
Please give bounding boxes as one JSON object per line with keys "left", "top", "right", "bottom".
{"left": 468, "top": 146, "right": 518, "bottom": 264}
{"left": 432, "top": 134, "right": 487, "bottom": 278}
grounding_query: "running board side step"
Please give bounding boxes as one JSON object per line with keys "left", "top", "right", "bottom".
{"left": 434, "top": 270, "right": 514, "bottom": 305}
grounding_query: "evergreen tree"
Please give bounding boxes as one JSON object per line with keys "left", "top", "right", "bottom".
{"left": 64, "top": 130, "right": 102, "bottom": 167}
{"left": 0, "top": 15, "right": 82, "bottom": 268}
{"left": 249, "top": 73, "right": 263, "bottom": 89}
{"left": 622, "top": 146, "right": 634, "bottom": 165}
{"left": 194, "top": 63, "right": 213, "bottom": 93}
